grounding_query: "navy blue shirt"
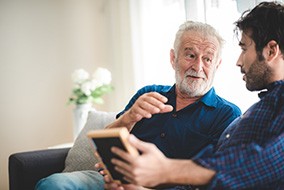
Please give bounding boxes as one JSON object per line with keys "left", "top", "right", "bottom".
{"left": 118, "top": 84, "right": 241, "bottom": 159}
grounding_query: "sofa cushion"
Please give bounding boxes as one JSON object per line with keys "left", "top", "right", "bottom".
{"left": 63, "top": 110, "right": 116, "bottom": 172}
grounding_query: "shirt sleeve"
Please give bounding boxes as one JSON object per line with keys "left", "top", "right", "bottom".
{"left": 192, "top": 133, "right": 284, "bottom": 190}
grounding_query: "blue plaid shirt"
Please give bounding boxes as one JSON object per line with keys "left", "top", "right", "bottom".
{"left": 193, "top": 80, "right": 284, "bottom": 190}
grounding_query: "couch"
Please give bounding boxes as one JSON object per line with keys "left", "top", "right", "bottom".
{"left": 9, "top": 148, "right": 70, "bottom": 190}
{"left": 9, "top": 110, "right": 116, "bottom": 190}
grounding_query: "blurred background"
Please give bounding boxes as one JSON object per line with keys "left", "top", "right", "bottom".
{"left": 0, "top": 0, "right": 276, "bottom": 189}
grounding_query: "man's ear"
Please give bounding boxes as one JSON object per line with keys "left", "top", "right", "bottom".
{"left": 170, "top": 49, "right": 176, "bottom": 70}
{"left": 264, "top": 40, "right": 279, "bottom": 61}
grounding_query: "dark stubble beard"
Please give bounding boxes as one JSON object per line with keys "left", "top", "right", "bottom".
{"left": 245, "top": 55, "right": 272, "bottom": 91}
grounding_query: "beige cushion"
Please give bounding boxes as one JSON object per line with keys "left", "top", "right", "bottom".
{"left": 63, "top": 110, "right": 116, "bottom": 172}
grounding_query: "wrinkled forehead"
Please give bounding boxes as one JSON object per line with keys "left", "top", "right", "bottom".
{"left": 180, "top": 31, "right": 220, "bottom": 54}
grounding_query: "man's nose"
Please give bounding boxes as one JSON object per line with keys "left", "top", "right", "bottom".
{"left": 236, "top": 54, "right": 242, "bottom": 67}
{"left": 192, "top": 57, "right": 203, "bottom": 72}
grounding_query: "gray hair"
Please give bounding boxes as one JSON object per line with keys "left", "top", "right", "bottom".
{"left": 173, "top": 21, "right": 225, "bottom": 59}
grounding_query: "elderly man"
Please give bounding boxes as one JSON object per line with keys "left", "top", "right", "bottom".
{"left": 36, "top": 21, "right": 241, "bottom": 190}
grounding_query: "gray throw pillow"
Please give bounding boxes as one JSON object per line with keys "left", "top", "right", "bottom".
{"left": 63, "top": 110, "right": 116, "bottom": 172}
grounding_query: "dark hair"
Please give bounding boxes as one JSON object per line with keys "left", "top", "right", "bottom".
{"left": 235, "top": 1, "right": 284, "bottom": 54}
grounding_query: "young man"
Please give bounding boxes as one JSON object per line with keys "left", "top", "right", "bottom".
{"left": 35, "top": 21, "right": 241, "bottom": 190}
{"left": 106, "top": 1, "right": 284, "bottom": 190}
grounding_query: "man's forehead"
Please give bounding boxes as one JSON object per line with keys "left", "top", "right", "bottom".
{"left": 182, "top": 32, "right": 219, "bottom": 51}
{"left": 240, "top": 31, "right": 253, "bottom": 45}
{"left": 183, "top": 31, "right": 218, "bottom": 42}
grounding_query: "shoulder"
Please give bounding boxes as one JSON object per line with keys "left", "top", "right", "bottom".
{"left": 136, "top": 84, "right": 172, "bottom": 95}
{"left": 203, "top": 88, "right": 242, "bottom": 117}
{"left": 215, "top": 95, "right": 242, "bottom": 117}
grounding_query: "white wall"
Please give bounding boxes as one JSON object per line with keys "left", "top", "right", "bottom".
{"left": 0, "top": 0, "right": 134, "bottom": 189}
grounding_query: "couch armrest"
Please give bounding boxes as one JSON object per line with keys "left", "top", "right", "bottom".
{"left": 9, "top": 148, "right": 70, "bottom": 190}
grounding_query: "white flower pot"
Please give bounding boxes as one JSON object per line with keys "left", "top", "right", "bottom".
{"left": 73, "top": 103, "right": 92, "bottom": 140}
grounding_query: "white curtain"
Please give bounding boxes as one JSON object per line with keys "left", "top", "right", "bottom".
{"left": 129, "top": 0, "right": 186, "bottom": 90}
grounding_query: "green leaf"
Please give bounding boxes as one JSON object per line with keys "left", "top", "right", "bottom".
{"left": 68, "top": 84, "right": 113, "bottom": 106}
{"left": 92, "top": 97, "right": 104, "bottom": 104}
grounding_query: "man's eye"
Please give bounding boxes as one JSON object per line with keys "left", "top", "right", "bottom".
{"left": 186, "top": 54, "right": 195, "bottom": 59}
{"left": 204, "top": 57, "right": 212, "bottom": 63}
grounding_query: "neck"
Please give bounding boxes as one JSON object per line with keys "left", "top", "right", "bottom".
{"left": 175, "top": 88, "right": 201, "bottom": 111}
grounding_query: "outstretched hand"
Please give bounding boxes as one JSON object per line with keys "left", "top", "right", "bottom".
{"left": 126, "top": 92, "right": 173, "bottom": 122}
{"left": 106, "top": 92, "right": 173, "bottom": 131}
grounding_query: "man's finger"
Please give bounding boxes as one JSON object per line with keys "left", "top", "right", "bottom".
{"left": 128, "top": 134, "right": 155, "bottom": 153}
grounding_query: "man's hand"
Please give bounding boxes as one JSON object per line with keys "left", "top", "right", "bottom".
{"left": 95, "top": 162, "right": 146, "bottom": 190}
{"left": 125, "top": 92, "right": 173, "bottom": 122}
{"left": 111, "top": 135, "right": 170, "bottom": 187}
{"left": 96, "top": 135, "right": 216, "bottom": 188}
{"left": 107, "top": 92, "right": 173, "bottom": 131}
{"left": 104, "top": 175, "right": 143, "bottom": 190}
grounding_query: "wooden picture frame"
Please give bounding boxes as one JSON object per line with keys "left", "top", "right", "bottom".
{"left": 87, "top": 127, "right": 139, "bottom": 184}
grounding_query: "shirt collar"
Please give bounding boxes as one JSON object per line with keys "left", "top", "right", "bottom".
{"left": 200, "top": 87, "right": 218, "bottom": 108}
{"left": 258, "top": 80, "right": 284, "bottom": 98}
{"left": 169, "top": 85, "right": 217, "bottom": 108}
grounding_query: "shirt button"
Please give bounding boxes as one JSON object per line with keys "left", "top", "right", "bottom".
{"left": 160, "top": 133, "right": 166, "bottom": 138}
{"left": 172, "top": 113, "right": 177, "bottom": 117}
{"left": 226, "top": 134, "right": 230, "bottom": 139}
